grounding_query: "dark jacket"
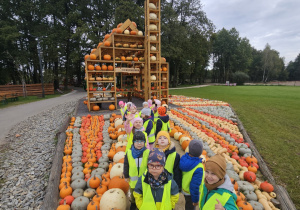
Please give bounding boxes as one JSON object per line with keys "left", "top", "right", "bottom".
{"left": 123, "top": 149, "right": 145, "bottom": 179}
{"left": 165, "top": 142, "right": 182, "bottom": 191}
{"left": 155, "top": 115, "right": 170, "bottom": 136}
{"left": 179, "top": 153, "right": 204, "bottom": 203}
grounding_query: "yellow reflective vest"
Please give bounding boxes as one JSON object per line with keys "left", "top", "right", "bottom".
{"left": 200, "top": 192, "right": 238, "bottom": 210}
{"left": 125, "top": 131, "right": 148, "bottom": 152}
{"left": 143, "top": 119, "right": 155, "bottom": 144}
{"left": 165, "top": 152, "right": 176, "bottom": 174}
{"left": 127, "top": 149, "right": 150, "bottom": 188}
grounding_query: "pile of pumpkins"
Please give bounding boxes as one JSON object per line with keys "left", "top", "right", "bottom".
{"left": 57, "top": 114, "right": 129, "bottom": 210}
{"left": 169, "top": 95, "right": 228, "bottom": 107}
{"left": 168, "top": 96, "right": 280, "bottom": 210}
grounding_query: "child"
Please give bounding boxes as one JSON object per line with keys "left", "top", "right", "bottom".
{"left": 123, "top": 102, "right": 133, "bottom": 121}
{"left": 141, "top": 108, "right": 155, "bottom": 149}
{"left": 133, "top": 148, "right": 179, "bottom": 210}
{"left": 154, "top": 131, "right": 182, "bottom": 191}
{"left": 124, "top": 116, "right": 149, "bottom": 152}
{"left": 155, "top": 106, "right": 170, "bottom": 136}
{"left": 119, "top": 101, "right": 127, "bottom": 118}
{"left": 200, "top": 155, "right": 238, "bottom": 210}
{"left": 152, "top": 99, "right": 161, "bottom": 124}
{"left": 123, "top": 131, "right": 150, "bottom": 210}
{"left": 180, "top": 140, "right": 205, "bottom": 210}
{"left": 139, "top": 102, "right": 154, "bottom": 119}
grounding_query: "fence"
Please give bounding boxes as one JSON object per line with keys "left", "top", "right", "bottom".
{"left": 0, "top": 84, "right": 54, "bottom": 97}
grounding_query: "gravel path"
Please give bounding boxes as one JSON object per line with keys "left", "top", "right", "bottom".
{"left": 0, "top": 89, "right": 85, "bottom": 209}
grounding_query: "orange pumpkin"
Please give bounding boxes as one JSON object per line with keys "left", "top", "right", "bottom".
{"left": 104, "top": 34, "right": 110, "bottom": 40}
{"left": 87, "top": 200, "right": 100, "bottom": 210}
{"left": 181, "top": 140, "right": 190, "bottom": 151}
{"left": 104, "top": 41, "right": 111, "bottom": 47}
{"left": 108, "top": 176, "right": 130, "bottom": 194}
{"left": 93, "top": 105, "right": 100, "bottom": 111}
{"left": 236, "top": 191, "right": 246, "bottom": 203}
{"left": 108, "top": 65, "right": 113, "bottom": 71}
{"left": 88, "top": 65, "right": 95, "bottom": 70}
{"left": 109, "top": 104, "right": 115, "bottom": 111}
{"left": 84, "top": 55, "right": 90, "bottom": 60}
{"left": 90, "top": 54, "right": 97, "bottom": 60}
{"left": 116, "top": 28, "right": 122, "bottom": 33}
{"left": 102, "top": 65, "right": 107, "bottom": 70}
{"left": 130, "top": 31, "right": 137, "bottom": 35}
{"left": 95, "top": 65, "right": 101, "bottom": 70}
{"left": 59, "top": 183, "right": 73, "bottom": 198}
{"left": 169, "top": 129, "right": 178, "bottom": 137}
{"left": 237, "top": 201, "right": 253, "bottom": 210}
{"left": 89, "top": 175, "right": 101, "bottom": 188}
{"left": 103, "top": 54, "right": 111, "bottom": 60}
{"left": 96, "top": 184, "right": 108, "bottom": 195}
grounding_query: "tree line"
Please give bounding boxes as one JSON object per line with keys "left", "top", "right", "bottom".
{"left": 1, "top": 0, "right": 299, "bottom": 88}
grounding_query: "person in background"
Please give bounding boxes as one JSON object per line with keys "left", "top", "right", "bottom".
{"left": 153, "top": 99, "right": 161, "bottom": 124}
{"left": 180, "top": 140, "right": 205, "bottom": 210}
{"left": 141, "top": 108, "right": 155, "bottom": 149}
{"left": 133, "top": 148, "right": 179, "bottom": 210}
{"left": 155, "top": 106, "right": 170, "bottom": 136}
{"left": 154, "top": 131, "right": 182, "bottom": 191}
{"left": 123, "top": 131, "right": 150, "bottom": 210}
{"left": 119, "top": 101, "right": 127, "bottom": 118}
{"left": 200, "top": 155, "right": 238, "bottom": 210}
{"left": 123, "top": 102, "right": 133, "bottom": 121}
{"left": 139, "top": 102, "right": 154, "bottom": 120}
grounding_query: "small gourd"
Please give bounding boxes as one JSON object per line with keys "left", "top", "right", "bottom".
{"left": 150, "top": 46, "right": 157, "bottom": 51}
{"left": 138, "top": 31, "right": 143, "bottom": 36}
{"left": 150, "top": 56, "right": 156, "bottom": 61}
{"left": 110, "top": 163, "right": 124, "bottom": 179}
{"left": 149, "top": 24, "right": 157, "bottom": 30}
{"left": 124, "top": 29, "right": 130, "bottom": 35}
{"left": 149, "top": 13, "right": 157, "bottom": 19}
{"left": 150, "top": 75, "right": 156, "bottom": 81}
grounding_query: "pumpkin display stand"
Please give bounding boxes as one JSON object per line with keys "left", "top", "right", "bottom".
{"left": 84, "top": 0, "right": 169, "bottom": 111}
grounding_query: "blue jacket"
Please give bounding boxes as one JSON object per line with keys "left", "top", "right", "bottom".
{"left": 201, "top": 174, "right": 238, "bottom": 210}
{"left": 179, "top": 153, "right": 204, "bottom": 203}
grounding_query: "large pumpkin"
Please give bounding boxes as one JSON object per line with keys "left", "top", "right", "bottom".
{"left": 90, "top": 54, "right": 97, "bottom": 60}
{"left": 93, "top": 105, "right": 100, "bottom": 111}
{"left": 103, "top": 54, "right": 111, "bottom": 60}
{"left": 100, "top": 189, "right": 126, "bottom": 210}
{"left": 108, "top": 176, "right": 130, "bottom": 194}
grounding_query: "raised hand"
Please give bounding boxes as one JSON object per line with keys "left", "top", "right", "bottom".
{"left": 215, "top": 199, "right": 225, "bottom": 210}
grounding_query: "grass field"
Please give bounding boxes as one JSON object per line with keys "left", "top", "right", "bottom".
{"left": 170, "top": 86, "right": 300, "bottom": 209}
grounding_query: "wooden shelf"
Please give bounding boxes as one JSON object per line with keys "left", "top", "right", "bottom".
{"left": 88, "top": 91, "right": 115, "bottom": 93}
{"left": 115, "top": 48, "right": 145, "bottom": 51}
{"left": 88, "top": 81, "right": 115, "bottom": 83}
{"left": 149, "top": 31, "right": 160, "bottom": 33}
{"left": 87, "top": 60, "right": 114, "bottom": 63}
{"left": 90, "top": 100, "right": 115, "bottom": 103}
{"left": 115, "top": 61, "right": 145, "bottom": 63}
{"left": 87, "top": 71, "right": 114, "bottom": 73}
{"left": 113, "top": 34, "right": 145, "bottom": 38}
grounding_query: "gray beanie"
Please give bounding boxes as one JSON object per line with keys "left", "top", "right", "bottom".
{"left": 189, "top": 140, "right": 203, "bottom": 157}
{"left": 141, "top": 108, "right": 151, "bottom": 116}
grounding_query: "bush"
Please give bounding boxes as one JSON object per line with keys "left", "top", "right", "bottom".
{"left": 232, "top": 71, "right": 250, "bottom": 85}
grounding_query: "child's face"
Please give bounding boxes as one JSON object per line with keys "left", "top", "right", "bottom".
{"left": 141, "top": 113, "right": 145, "bottom": 118}
{"left": 131, "top": 107, "right": 137, "bottom": 114}
{"left": 133, "top": 120, "right": 143, "bottom": 129}
{"left": 148, "top": 162, "right": 164, "bottom": 177}
{"left": 157, "top": 136, "right": 169, "bottom": 147}
{"left": 143, "top": 104, "right": 148, "bottom": 108}
{"left": 120, "top": 104, "right": 124, "bottom": 108}
{"left": 205, "top": 170, "right": 220, "bottom": 185}
{"left": 134, "top": 140, "right": 144, "bottom": 150}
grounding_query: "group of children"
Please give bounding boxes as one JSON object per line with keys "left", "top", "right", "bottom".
{"left": 120, "top": 100, "right": 239, "bottom": 210}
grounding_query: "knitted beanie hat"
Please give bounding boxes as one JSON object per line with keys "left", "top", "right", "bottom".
{"left": 155, "top": 131, "right": 171, "bottom": 151}
{"left": 119, "top": 101, "right": 124, "bottom": 106}
{"left": 148, "top": 148, "right": 166, "bottom": 166}
{"left": 141, "top": 108, "right": 151, "bottom": 116}
{"left": 131, "top": 117, "right": 143, "bottom": 125}
{"left": 205, "top": 154, "right": 226, "bottom": 179}
{"left": 188, "top": 140, "right": 203, "bottom": 157}
{"left": 133, "top": 131, "right": 146, "bottom": 142}
{"left": 157, "top": 106, "right": 166, "bottom": 116}
{"left": 142, "top": 102, "right": 149, "bottom": 107}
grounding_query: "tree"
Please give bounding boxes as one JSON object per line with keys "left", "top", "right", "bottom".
{"left": 286, "top": 53, "right": 300, "bottom": 80}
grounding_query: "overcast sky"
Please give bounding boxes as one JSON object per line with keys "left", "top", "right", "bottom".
{"left": 201, "top": 0, "right": 300, "bottom": 64}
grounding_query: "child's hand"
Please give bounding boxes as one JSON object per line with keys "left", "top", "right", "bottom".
{"left": 125, "top": 178, "right": 129, "bottom": 182}
{"left": 215, "top": 199, "right": 225, "bottom": 210}
{"left": 192, "top": 202, "right": 198, "bottom": 206}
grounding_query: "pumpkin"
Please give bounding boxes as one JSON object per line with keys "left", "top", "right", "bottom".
{"left": 93, "top": 105, "right": 100, "bottom": 111}
{"left": 113, "top": 151, "right": 125, "bottom": 163}
{"left": 71, "top": 196, "right": 89, "bottom": 210}
{"left": 246, "top": 155, "right": 258, "bottom": 164}
{"left": 102, "top": 65, "right": 107, "bottom": 70}
{"left": 109, "top": 104, "right": 115, "bottom": 111}
{"left": 260, "top": 181, "right": 274, "bottom": 192}
{"left": 57, "top": 200, "right": 70, "bottom": 210}
{"left": 150, "top": 35, "right": 156, "bottom": 41}
{"left": 130, "top": 31, "right": 137, "bottom": 35}
{"left": 248, "top": 164, "right": 257, "bottom": 173}
{"left": 124, "top": 29, "right": 130, "bottom": 35}
{"left": 90, "top": 54, "right": 97, "bottom": 60}
{"left": 110, "top": 163, "right": 124, "bottom": 179}
{"left": 150, "top": 56, "right": 156, "bottom": 61}
{"left": 108, "top": 176, "right": 130, "bottom": 194}
{"left": 104, "top": 34, "right": 110, "bottom": 40}
{"left": 174, "top": 132, "right": 183, "bottom": 140}
{"left": 149, "top": 13, "right": 157, "bottom": 19}
{"left": 236, "top": 191, "right": 246, "bottom": 203}
{"left": 88, "top": 65, "right": 95, "bottom": 70}
{"left": 72, "top": 189, "right": 84, "bottom": 199}
{"left": 87, "top": 201, "right": 99, "bottom": 210}
{"left": 71, "top": 179, "right": 86, "bottom": 190}
{"left": 150, "top": 75, "right": 156, "bottom": 81}
{"left": 181, "top": 140, "right": 190, "bottom": 151}
{"left": 89, "top": 175, "right": 101, "bottom": 189}
{"left": 84, "top": 55, "right": 90, "bottom": 60}
{"left": 59, "top": 195, "right": 75, "bottom": 205}
{"left": 237, "top": 201, "right": 253, "bottom": 210}
{"left": 116, "top": 28, "right": 122, "bottom": 33}
{"left": 169, "top": 129, "right": 178, "bottom": 137}
{"left": 149, "top": 24, "right": 158, "bottom": 30}
{"left": 108, "top": 65, "right": 113, "bottom": 71}
{"left": 96, "top": 184, "right": 108, "bottom": 194}
{"left": 60, "top": 183, "right": 73, "bottom": 198}
{"left": 138, "top": 31, "right": 143, "bottom": 36}
{"left": 104, "top": 41, "right": 111, "bottom": 47}
{"left": 92, "top": 193, "right": 102, "bottom": 203}
{"left": 83, "top": 188, "right": 96, "bottom": 198}
{"left": 244, "top": 171, "right": 256, "bottom": 182}
{"left": 103, "top": 54, "right": 111, "bottom": 60}
{"left": 101, "top": 176, "right": 110, "bottom": 186}
{"left": 100, "top": 189, "right": 126, "bottom": 210}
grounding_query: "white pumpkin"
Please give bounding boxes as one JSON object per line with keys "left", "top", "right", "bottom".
{"left": 110, "top": 163, "right": 124, "bottom": 179}
{"left": 151, "top": 75, "right": 157, "bottom": 81}
{"left": 162, "top": 77, "right": 167, "bottom": 81}
{"left": 174, "top": 132, "right": 183, "bottom": 140}
{"left": 114, "top": 119, "right": 123, "bottom": 128}
{"left": 149, "top": 24, "right": 157, "bottom": 31}
{"left": 150, "top": 56, "right": 157, "bottom": 61}
{"left": 118, "top": 134, "right": 127, "bottom": 142}
{"left": 115, "top": 141, "right": 127, "bottom": 149}
{"left": 100, "top": 188, "right": 127, "bottom": 210}
{"left": 124, "top": 29, "right": 130, "bottom": 35}
{"left": 180, "top": 136, "right": 191, "bottom": 145}
{"left": 151, "top": 46, "right": 157, "bottom": 51}
{"left": 149, "top": 3, "right": 156, "bottom": 9}
{"left": 138, "top": 31, "right": 143, "bottom": 36}
{"left": 149, "top": 13, "right": 157, "bottom": 19}
{"left": 113, "top": 151, "right": 125, "bottom": 163}
{"left": 150, "top": 35, "right": 156, "bottom": 41}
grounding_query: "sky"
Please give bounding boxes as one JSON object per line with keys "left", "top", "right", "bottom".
{"left": 201, "top": 0, "right": 300, "bottom": 64}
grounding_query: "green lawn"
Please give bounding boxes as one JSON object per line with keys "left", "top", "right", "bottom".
{"left": 170, "top": 86, "right": 300, "bottom": 209}
{"left": 0, "top": 90, "right": 72, "bottom": 109}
